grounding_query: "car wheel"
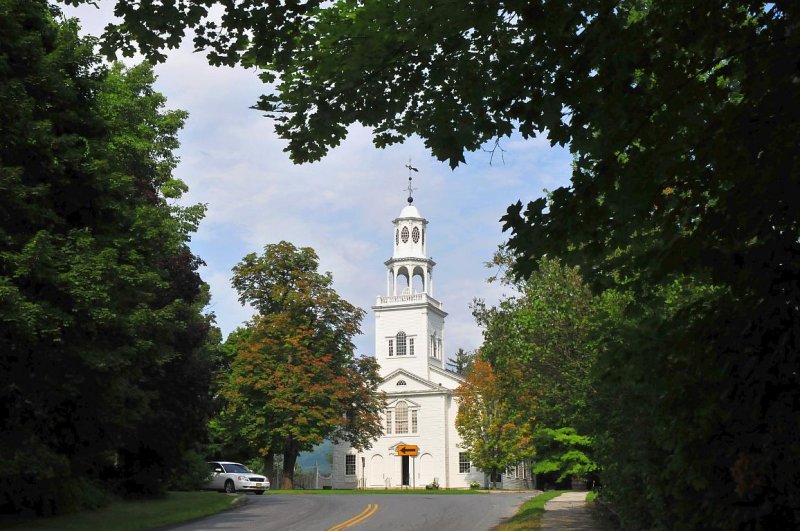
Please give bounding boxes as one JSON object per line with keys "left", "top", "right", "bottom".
{"left": 255, "top": 490, "right": 265, "bottom": 495}
{"left": 224, "top": 480, "right": 236, "bottom": 493}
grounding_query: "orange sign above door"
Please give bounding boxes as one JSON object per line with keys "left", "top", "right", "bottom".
{"left": 396, "top": 445, "right": 419, "bottom": 456}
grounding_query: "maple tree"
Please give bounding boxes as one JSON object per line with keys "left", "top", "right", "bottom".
{"left": 221, "top": 242, "right": 384, "bottom": 488}
{"left": 455, "top": 359, "right": 535, "bottom": 489}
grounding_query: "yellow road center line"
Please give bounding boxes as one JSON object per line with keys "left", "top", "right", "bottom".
{"left": 327, "top": 503, "right": 379, "bottom": 531}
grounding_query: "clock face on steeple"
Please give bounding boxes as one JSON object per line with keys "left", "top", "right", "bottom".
{"left": 412, "top": 226, "right": 420, "bottom": 243}
{"left": 401, "top": 226, "right": 409, "bottom": 243}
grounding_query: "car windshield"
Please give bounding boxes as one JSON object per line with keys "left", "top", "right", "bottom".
{"left": 223, "top": 463, "right": 249, "bottom": 473}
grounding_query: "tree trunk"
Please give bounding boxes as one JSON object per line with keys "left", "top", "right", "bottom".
{"left": 491, "top": 467, "right": 497, "bottom": 490}
{"left": 282, "top": 441, "right": 298, "bottom": 489}
{"left": 263, "top": 451, "right": 275, "bottom": 488}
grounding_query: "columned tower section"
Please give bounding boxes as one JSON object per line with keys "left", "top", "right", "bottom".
{"left": 374, "top": 186, "right": 447, "bottom": 380}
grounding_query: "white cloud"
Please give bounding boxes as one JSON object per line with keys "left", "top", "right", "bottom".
{"left": 64, "top": 2, "right": 574, "bottom": 363}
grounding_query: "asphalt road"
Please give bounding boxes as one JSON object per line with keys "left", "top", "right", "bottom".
{"left": 165, "top": 492, "right": 536, "bottom": 530}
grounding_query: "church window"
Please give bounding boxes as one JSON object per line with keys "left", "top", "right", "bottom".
{"left": 412, "top": 226, "right": 420, "bottom": 243}
{"left": 459, "top": 452, "right": 470, "bottom": 473}
{"left": 411, "top": 410, "right": 417, "bottom": 433}
{"left": 385, "top": 410, "right": 392, "bottom": 434}
{"left": 409, "top": 337, "right": 414, "bottom": 355}
{"left": 422, "top": 229, "right": 425, "bottom": 245}
{"left": 396, "top": 380, "right": 407, "bottom": 386}
{"left": 401, "top": 226, "right": 409, "bottom": 243}
{"left": 345, "top": 455, "right": 356, "bottom": 476}
{"left": 388, "top": 339, "right": 393, "bottom": 356}
{"left": 395, "top": 401, "right": 408, "bottom": 433}
{"left": 395, "top": 228, "right": 399, "bottom": 245}
{"left": 396, "top": 331, "right": 407, "bottom": 356}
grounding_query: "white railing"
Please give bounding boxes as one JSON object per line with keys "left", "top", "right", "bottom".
{"left": 377, "top": 293, "right": 443, "bottom": 309}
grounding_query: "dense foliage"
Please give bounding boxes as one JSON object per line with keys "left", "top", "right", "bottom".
{"left": 469, "top": 256, "right": 599, "bottom": 487}
{"left": 67, "top": 0, "right": 799, "bottom": 526}
{"left": 0, "top": 1, "right": 213, "bottom": 514}
{"left": 532, "top": 428, "right": 597, "bottom": 483}
{"left": 455, "top": 359, "right": 535, "bottom": 489}
{"left": 217, "top": 242, "right": 384, "bottom": 488}
{"left": 474, "top": 256, "right": 597, "bottom": 432}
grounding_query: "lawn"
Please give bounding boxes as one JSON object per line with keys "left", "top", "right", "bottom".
{"left": 267, "top": 488, "right": 486, "bottom": 495}
{"left": 3, "top": 491, "right": 238, "bottom": 531}
{"left": 495, "top": 490, "right": 568, "bottom": 530}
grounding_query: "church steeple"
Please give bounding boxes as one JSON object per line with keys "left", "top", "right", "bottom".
{"left": 373, "top": 174, "right": 447, "bottom": 379}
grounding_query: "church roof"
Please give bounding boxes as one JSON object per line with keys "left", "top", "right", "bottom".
{"left": 398, "top": 204, "right": 422, "bottom": 219}
{"left": 382, "top": 368, "right": 450, "bottom": 393}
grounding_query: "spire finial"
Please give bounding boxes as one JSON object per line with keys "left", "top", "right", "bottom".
{"left": 404, "top": 158, "right": 418, "bottom": 204}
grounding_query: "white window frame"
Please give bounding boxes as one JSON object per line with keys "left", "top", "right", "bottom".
{"left": 396, "top": 331, "right": 407, "bottom": 356}
{"left": 459, "top": 452, "right": 470, "bottom": 474}
{"left": 395, "top": 401, "right": 409, "bottom": 433}
{"left": 345, "top": 455, "right": 356, "bottom": 476}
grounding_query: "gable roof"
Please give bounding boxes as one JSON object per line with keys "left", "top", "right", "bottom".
{"left": 382, "top": 368, "right": 442, "bottom": 391}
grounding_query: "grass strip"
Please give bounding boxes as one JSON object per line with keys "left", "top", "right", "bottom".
{"left": 4, "top": 491, "right": 237, "bottom": 531}
{"left": 495, "top": 490, "right": 568, "bottom": 530}
{"left": 268, "top": 488, "right": 485, "bottom": 495}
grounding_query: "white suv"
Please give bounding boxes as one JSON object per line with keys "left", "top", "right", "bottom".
{"left": 206, "top": 461, "right": 270, "bottom": 494}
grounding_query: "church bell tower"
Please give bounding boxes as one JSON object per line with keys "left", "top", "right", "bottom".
{"left": 373, "top": 177, "right": 447, "bottom": 380}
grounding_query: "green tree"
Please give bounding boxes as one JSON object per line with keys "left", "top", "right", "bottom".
{"left": 455, "top": 359, "right": 535, "bottom": 489}
{"left": 220, "top": 242, "right": 384, "bottom": 489}
{"left": 532, "top": 428, "right": 597, "bottom": 484}
{"left": 473, "top": 256, "right": 597, "bottom": 432}
{"left": 0, "top": 1, "right": 213, "bottom": 513}
{"left": 445, "top": 348, "right": 475, "bottom": 375}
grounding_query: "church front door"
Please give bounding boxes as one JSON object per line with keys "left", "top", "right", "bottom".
{"left": 401, "top": 456, "right": 410, "bottom": 486}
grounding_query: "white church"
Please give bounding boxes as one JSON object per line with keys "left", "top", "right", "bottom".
{"left": 330, "top": 184, "right": 532, "bottom": 490}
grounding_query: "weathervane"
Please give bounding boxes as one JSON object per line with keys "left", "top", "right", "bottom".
{"left": 404, "top": 158, "right": 418, "bottom": 204}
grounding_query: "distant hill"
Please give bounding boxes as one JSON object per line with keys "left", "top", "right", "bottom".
{"left": 297, "top": 440, "right": 333, "bottom": 474}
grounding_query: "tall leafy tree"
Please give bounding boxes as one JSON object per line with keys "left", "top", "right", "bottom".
{"left": 455, "top": 359, "right": 535, "bottom": 489}
{"left": 473, "top": 256, "right": 597, "bottom": 432}
{"left": 221, "top": 242, "right": 384, "bottom": 488}
{"left": 0, "top": 1, "right": 212, "bottom": 513}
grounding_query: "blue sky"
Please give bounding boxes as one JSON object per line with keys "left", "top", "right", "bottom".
{"left": 65, "top": 2, "right": 573, "bottom": 362}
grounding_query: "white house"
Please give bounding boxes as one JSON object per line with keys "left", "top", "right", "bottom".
{"left": 331, "top": 190, "right": 489, "bottom": 489}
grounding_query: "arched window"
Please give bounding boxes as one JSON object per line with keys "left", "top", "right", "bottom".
{"left": 396, "top": 331, "right": 407, "bottom": 356}
{"left": 395, "top": 401, "right": 408, "bottom": 433}
{"left": 396, "top": 380, "right": 407, "bottom": 386}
